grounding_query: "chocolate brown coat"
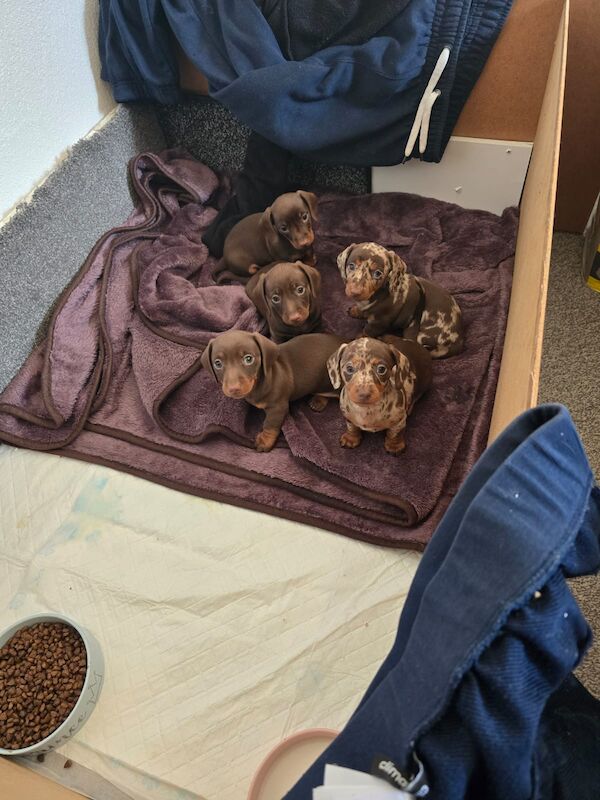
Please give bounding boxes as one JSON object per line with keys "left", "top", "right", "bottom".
{"left": 201, "top": 330, "right": 344, "bottom": 451}
{"left": 213, "top": 191, "right": 318, "bottom": 284}
{"left": 246, "top": 260, "right": 322, "bottom": 343}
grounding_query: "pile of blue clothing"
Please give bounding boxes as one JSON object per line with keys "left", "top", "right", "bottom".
{"left": 286, "top": 404, "right": 600, "bottom": 799}
{"left": 99, "top": 0, "right": 513, "bottom": 165}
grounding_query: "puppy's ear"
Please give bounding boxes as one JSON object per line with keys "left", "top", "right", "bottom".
{"left": 297, "top": 190, "right": 318, "bottom": 221}
{"left": 259, "top": 207, "right": 276, "bottom": 236}
{"left": 253, "top": 332, "right": 278, "bottom": 379}
{"left": 336, "top": 244, "right": 357, "bottom": 281}
{"left": 200, "top": 340, "right": 218, "bottom": 383}
{"left": 389, "top": 345, "right": 411, "bottom": 394}
{"left": 246, "top": 271, "right": 270, "bottom": 318}
{"left": 297, "top": 262, "right": 321, "bottom": 299}
{"left": 385, "top": 250, "right": 409, "bottom": 304}
{"left": 327, "top": 343, "right": 348, "bottom": 390}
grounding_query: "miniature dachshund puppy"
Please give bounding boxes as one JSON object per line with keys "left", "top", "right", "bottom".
{"left": 201, "top": 330, "right": 344, "bottom": 452}
{"left": 213, "top": 191, "right": 318, "bottom": 284}
{"left": 327, "top": 335, "right": 432, "bottom": 454}
{"left": 245, "top": 260, "right": 322, "bottom": 343}
{"left": 337, "top": 242, "right": 464, "bottom": 358}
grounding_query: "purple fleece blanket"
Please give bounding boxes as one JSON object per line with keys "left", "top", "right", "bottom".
{"left": 0, "top": 151, "right": 517, "bottom": 550}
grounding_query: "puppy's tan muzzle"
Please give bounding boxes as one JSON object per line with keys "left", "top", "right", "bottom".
{"left": 294, "top": 232, "right": 314, "bottom": 249}
{"left": 347, "top": 382, "right": 380, "bottom": 405}
{"left": 223, "top": 376, "right": 255, "bottom": 399}
{"left": 345, "top": 283, "right": 369, "bottom": 301}
{"left": 284, "top": 309, "right": 309, "bottom": 325}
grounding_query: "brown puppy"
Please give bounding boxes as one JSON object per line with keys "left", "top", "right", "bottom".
{"left": 201, "top": 330, "right": 344, "bottom": 451}
{"left": 213, "top": 191, "right": 318, "bottom": 284}
{"left": 245, "top": 260, "right": 322, "bottom": 343}
{"left": 337, "top": 242, "right": 464, "bottom": 358}
{"left": 327, "top": 336, "right": 432, "bottom": 454}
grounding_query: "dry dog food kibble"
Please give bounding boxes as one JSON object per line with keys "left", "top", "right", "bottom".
{"left": 0, "top": 622, "right": 87, "bottom": 750}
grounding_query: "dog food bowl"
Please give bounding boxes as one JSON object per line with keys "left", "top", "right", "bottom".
{"left": 0, "top": 612, "right": 104, "bottom": 756}
{"left": 247, "top": 728, "right": 338, "bottom": 800}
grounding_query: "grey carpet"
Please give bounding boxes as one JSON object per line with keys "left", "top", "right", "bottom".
{"left": 539, "top": 231, "right": 600, "bottom": 698}
{"left": 0, "top": 104, "right": 166, "bottom": 391}
{"left": 156, "top": 96, "right": 371, "bottom": 195}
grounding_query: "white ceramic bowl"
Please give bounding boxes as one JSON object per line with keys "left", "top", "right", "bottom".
{"left": 0, "top": 612, "right": 104, "bottom": 756}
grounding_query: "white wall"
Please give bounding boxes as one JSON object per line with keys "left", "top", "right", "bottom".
{"left": 0, "top": 0, "right": 116, "bottom": 217}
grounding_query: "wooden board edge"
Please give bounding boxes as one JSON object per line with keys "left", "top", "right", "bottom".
{"left": 487, "top": 0, "right": 569, "bottom": 443}
{"left": 0, "top": 757, "right": 86, "bottom": 800}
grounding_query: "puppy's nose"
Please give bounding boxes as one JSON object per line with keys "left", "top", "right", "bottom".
{"left": 224, "top": 382, "right": 244, "bottom": 397}
{"left": 346, "top": 284, "right": 363, "bottom": 298}
{"left": 356, "top": 389, "right": 374, "bottom": 403}
{"left": 288, "top": 311, "right": 306, "bottom": 324}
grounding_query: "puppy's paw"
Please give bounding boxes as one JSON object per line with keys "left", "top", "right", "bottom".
{"left": 384, "top": 431, "right": 406, "bottom": 455}
{"left": 340, "top": 430, "right": 362, "bottom": 449}
{"left": 256, "top": 429, "right": 278, "bottom": 452}
{"left": 348, "top": 305, "right": 364, "bottom": 319}
{"left": 309, "top": 394, "right": 328, "bottom": 412}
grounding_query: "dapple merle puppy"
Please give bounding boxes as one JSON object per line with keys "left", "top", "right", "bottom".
{"left": 327, "top": 335, "right": 432, "bottom": 454}
{"left": 337, "top": 242, "right": 464, "bottom": 358}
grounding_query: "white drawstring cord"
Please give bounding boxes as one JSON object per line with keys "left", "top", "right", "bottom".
{"left": 404, "top": 47, "right": 450, "bottom": 160}
{"left": 419, "top": 88, "right": 440, "bottom": 155}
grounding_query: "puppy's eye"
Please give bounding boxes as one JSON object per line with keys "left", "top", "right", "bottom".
{"left": 347, "top": 263, "right": 356, "bottom": 272}
{"left": 279, "top": 224, "right": 288, "bottom": 233}
{"left": 271, "top": 294, "right": 281, "bottom": 304}
{"left": 213, "top": 359, "right": 223, "bottom": 370}
{"left": 373, "top": 270, "right": 383, "bottom": 280}
{"left": 376, "top": 364, "right": 387, "bottom": 376}
{"left": 301, "top": 212, "right": 309, "bottom": 222}
{"left": 243, "top": 354, "right": 255, "bottom": 366}
{"left": 296, "top": 285, "right": 306, "bottom": 295}
{"left": 344, "top": 364, "right": 355, "bottom": 375}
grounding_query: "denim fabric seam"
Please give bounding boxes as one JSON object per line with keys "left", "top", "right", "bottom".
{"left": 109, "top": 78, "right": 181, "bottom": 104}
{"left": 111, "top": 78, "right": 179, "bottom": 89}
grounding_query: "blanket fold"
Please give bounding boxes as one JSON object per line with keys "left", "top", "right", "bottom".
{"left": 0, "top": 151, "right": 517, "bottom": 549}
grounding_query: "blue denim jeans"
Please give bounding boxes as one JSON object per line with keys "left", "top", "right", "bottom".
{"left": 285, "top": 404, "right": 600, "bottom": 799}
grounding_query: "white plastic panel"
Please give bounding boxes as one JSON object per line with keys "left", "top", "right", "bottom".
{"left": 372, "top": 137, "right": 533, "bottom": 214}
